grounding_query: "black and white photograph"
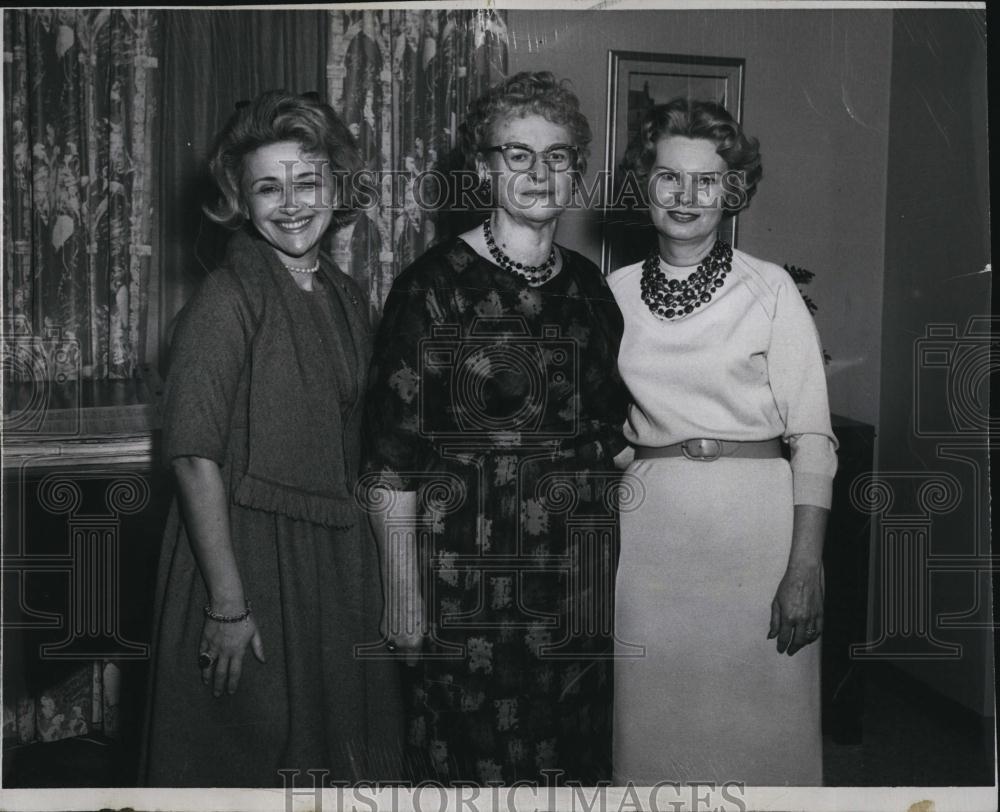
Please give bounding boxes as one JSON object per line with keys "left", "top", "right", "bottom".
{"left": 0, "top": 3, "right": 993, "bottom": 811}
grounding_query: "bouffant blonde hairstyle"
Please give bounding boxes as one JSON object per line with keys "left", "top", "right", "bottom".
{"left": 203, "top": 90, "right": 363, "bottom": 229}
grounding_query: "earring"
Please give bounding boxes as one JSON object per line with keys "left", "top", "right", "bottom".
{"left": 480, "top": 175, "right": 492, "bottom": 194}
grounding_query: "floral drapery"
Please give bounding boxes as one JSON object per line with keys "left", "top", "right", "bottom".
{"left": 2, "top": 8, "right": 158, "bottom": 754}
{"left": 2, "top": 9, "right": 159, "bottom": 381}
{"left": 1, "top": 7, "right": 506, "bottom": 760}
{"left": 327, "top": 9, "right": 508, "bottom": 318}
{"left": 3, "top": 661, "right": 122, "bottom": 747}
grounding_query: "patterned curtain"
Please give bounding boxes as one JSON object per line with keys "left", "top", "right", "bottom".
{"left": 3, "top": 659, "right": 124, "bottom": 747}
{"left": 327, "top": 9, "right": 508, "bottom": 319}
{"left": 2, "top": 9, "right": 159, "bottom": 755}
{"left": 2, "top": 9, "right": 159, "bottom": 381}
{"left": 1, "top": 7, "right": 506, "bottom": 759}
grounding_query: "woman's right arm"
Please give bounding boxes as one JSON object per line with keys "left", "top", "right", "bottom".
{"left": 162, "top": 270, "right": 262, "bottom": 693}
{"left": 172, "top": 456, "right": 265, "bottom": 693}
{"left": 366, "top": 489, "right": 424, "bottom": 664}
{"left": 362, "top": 261, "right": 448, "bottom": 663}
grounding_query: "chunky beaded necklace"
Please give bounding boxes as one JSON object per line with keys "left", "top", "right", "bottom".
{"left": 639, "top": 239, "right": 733, "bottom": 320}
{"left": 482, "top": 219, "right": 557, "bottom": 285}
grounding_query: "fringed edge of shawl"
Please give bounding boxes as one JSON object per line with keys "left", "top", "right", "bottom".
{"left": 233, "top": 473, "right": 357, "bottom": 530}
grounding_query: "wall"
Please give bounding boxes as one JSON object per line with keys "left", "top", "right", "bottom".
{"left": 877, "top": 9, "right": 991, "bottom": 715}
{"left": 507, "top": 9, "right": 894, "bottom": 427}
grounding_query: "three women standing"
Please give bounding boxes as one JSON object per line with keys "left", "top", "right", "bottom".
{"left": 144, "top": 80, "right": 832, "bottom": 789}
{"left": 141, "top": 91, "right": 400, "bottom": 786}
{"left": 364, "top": 72, "right": 629, "bottom": 784}
{"left": 609, "top": 99, "right": 836, "bottom": 786}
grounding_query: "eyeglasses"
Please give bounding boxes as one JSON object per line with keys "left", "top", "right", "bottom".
{"left": 483, "top": 143, "right": 579, "bottom": 172}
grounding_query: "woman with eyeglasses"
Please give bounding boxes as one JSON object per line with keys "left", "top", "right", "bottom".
{"left": 362, "top": 71, "right": 630, "bottom": 784}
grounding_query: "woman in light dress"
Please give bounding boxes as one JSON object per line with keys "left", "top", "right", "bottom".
{"left": 608, "top": 98, "right": 837, "bottom": 786}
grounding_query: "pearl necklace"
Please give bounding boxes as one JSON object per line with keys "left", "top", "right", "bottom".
{"left": 482, "top": 219, "right": 557, "bottom": 285}
{"left": 639, "top": 239, "right": 732, "bottom": 320}
{"left": 283, "top": 261, "right": 320, "bottom": 274}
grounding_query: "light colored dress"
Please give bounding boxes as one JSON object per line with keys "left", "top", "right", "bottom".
{"left": 608, "top": 247, "right": 837, "bottom": 786}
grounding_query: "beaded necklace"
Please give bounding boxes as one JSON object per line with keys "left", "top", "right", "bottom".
{"left": 639, "top": 239, "right": 733, "bottom": 320}
{"left": 283, "top": 261, "right": 320, "bottom": 274}
{"left": 482, "top": 219, "right": 557, "bottom": 285}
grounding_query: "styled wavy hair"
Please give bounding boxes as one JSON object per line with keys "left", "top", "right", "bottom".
{"left": 461, "top": 71, "right": 593, "bottom": 175}
{"left": 203, "top": 90, "right": 364, "bottom": 229}
{"left": 622, "top": 98, "right": 762, "bottom": 215}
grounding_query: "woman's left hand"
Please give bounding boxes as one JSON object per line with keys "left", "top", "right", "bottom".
{"left": 612, "top": 445, "right": 635, "bottom": 470}
{"left": 768, "top": 504, "right": 828, "bottom": 655}
{"left": 768, "top": 563, "right": 824, "bottom": 655}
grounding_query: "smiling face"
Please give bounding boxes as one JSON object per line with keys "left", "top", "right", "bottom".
{"left": 242, "top": 140, "right": 336, "bottom": 266}
{"left": 479, "top": 114, "right": 576, "bottom": 224}
{"left": 647, "top": 136, "right": 729, "bottom": 251}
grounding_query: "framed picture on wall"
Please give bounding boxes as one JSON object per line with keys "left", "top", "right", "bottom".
{"left": 601, "top": 51, "right": 745, "bottom": 273}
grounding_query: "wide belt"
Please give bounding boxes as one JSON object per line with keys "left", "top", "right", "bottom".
{"left": 634, "top": 438, "right": 783, "bottom": 462}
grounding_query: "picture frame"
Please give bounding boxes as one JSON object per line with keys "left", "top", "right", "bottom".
{"left": 601, "top": 50, "right": 746, "bottom": 273}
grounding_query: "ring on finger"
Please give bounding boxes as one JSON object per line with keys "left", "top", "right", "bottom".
{"left": 198, "top": 651, "right": 216, "bottom": 669}
{"left": 804, "top": 628, "right": 819, "bottom": 637}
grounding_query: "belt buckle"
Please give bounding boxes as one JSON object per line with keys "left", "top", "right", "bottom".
{"left": 681, "top": 438, "right": 722, "bottom": 461}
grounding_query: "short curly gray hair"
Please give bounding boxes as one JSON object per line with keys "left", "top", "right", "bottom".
{"left": 461, "top": 71, "right": 593, "bottom": 175}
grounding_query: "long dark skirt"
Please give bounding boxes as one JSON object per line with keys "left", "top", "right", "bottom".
{"left": 400, "top": 452, "right": 619, "bottom": 785}
{"left": 140, "top": 502, "right": 403, "bottom": 787}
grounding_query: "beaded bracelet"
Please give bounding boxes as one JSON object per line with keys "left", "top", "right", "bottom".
{"left": 204, "top": 600, "right": 252, "bottom": 623}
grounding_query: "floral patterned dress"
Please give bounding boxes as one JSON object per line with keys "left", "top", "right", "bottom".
{"left": 364, "top": 237, "right": 629, "bottom": 785}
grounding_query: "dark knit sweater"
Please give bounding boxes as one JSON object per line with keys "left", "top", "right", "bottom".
{"left": 162, "top": 228, "right": 372, "bottom": 527}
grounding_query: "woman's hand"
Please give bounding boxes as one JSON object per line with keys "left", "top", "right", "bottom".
{"left": 200, "top": 616, "right": 266, "bottom": 696}
{"left": 768, "top": 564, "right": 824, "bottom": 655}
{"left": 172, "top": 456, "right": 263, "bottom": 692}
{"left": 366, "top": 489, "right": 426, "bottom": 667}
{"left": 768, "top": 504, "right": 829, "bottom": 655}
{"left": 612, "top": 445, "right": 636, "bottom": 470}
{"left": 380, "top": 592, "right": 426, "bottom": 667}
